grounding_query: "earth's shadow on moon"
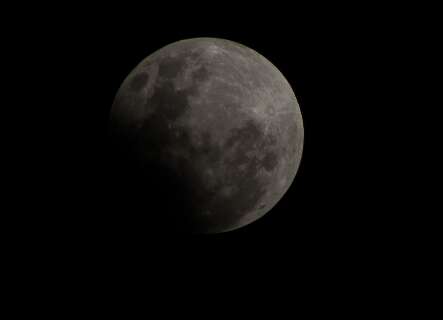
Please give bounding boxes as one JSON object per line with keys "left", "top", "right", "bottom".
{"left": 105, "top": 135, "right": 208, "bottom": 235}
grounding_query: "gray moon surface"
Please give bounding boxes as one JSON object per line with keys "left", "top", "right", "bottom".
{"left": 109, "top": 38, "right": 304, "bottom": 234}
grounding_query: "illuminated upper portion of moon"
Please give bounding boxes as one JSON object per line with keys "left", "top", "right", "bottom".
{"left": 110, "top": 38, "right": 304, "bottom": 233}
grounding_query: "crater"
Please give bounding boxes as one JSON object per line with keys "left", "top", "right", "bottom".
{"left": 130, "top": 72, "right": 149, "bottom": 92}
{"left": 265, "top": 104, "right": 276, "bottom": 116}
{"left": 262, "top": 151, "right": 278, "bottom": 171}
{"left": 158, "top": 56, "right": 184, "bottom": 79}
{"left": 225, "top": 119, "right": 263, "bottom": 149}
{"left": 193, "top": 65, "right": 210, "bottom": 82}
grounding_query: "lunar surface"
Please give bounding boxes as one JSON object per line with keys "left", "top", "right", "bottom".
{"left": 109, "top": 38, "right": 304, "bottom": 234}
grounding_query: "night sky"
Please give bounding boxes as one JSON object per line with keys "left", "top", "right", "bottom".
{"left": 14, "top": 3, "right": 398, "bottom": 261}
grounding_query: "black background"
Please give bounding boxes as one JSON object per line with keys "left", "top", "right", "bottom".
{"left": 3, "top": 3, "right": 432, "bottom": 310}
{"left": 12, "top": 4, "right": 401, "bottom": 261}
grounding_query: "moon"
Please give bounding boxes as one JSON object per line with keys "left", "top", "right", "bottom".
{"left": 109, "top": 38, "right": 304, "bottom": 234}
